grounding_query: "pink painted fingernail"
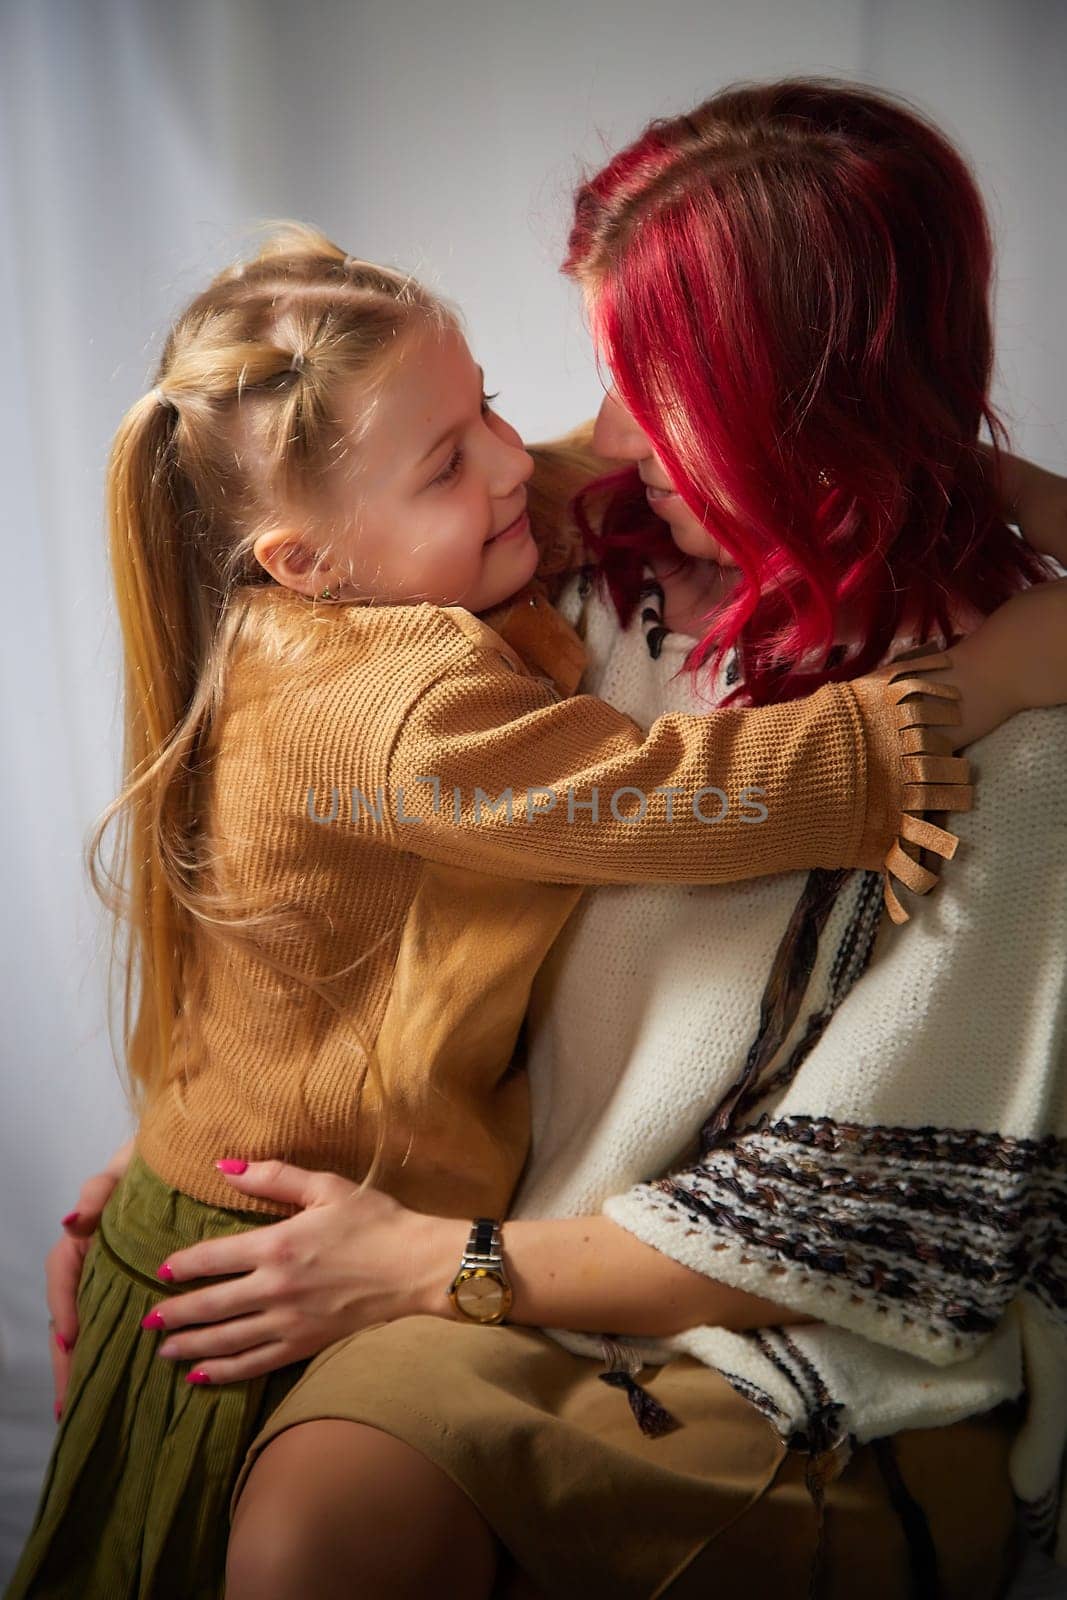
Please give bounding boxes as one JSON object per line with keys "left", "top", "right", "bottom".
{"left": 141, "top": 1310, "right": 166, "bottom": 1330}
{"left": 61, "top": 1212, "right": 80, "bottom": 1227}
{"left": 157, "top": 1263, "right": 174, "bottom": 1282}
{"left": 186, "top": 1370, "right": 211, "bottom": 1385}
{"left": 54, "top": 1330, "right": 71, "bottom": 1354}
{"left": 54, "top": 1401, "right": 63, "bottom": 1422}
{"left": 215, "top": 1159, "right": 247, "bottom": 1173}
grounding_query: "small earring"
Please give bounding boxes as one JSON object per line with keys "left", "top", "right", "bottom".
{"left": 319, "top": 586, "right": 335, "bottom": 600}
{"left": 816, "top": 468, "right": 832, "bottom": 488}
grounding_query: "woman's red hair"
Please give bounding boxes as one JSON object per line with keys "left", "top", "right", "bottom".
{"left": 564, "top": 77, "right": 1056, "bottom": 705}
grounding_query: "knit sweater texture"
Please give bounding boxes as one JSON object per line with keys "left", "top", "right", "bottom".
{"left": 135, "top": 568, "right": 947, "bottom": 1220}
{"left": 512, "top": 565, "right": 1067, "bottom": 1564}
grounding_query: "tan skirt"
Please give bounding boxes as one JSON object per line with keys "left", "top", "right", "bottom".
{"left": 231, "top": 1313, "right": 1025, "bottom": 1600}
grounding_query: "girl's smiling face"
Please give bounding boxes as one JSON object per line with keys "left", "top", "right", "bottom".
{"left": 256, "top": 323, "right": 539, "bottom": 614}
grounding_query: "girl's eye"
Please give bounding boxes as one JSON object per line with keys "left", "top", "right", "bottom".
{"left": 431, "top": 447, "right": 463, "bottom": 487}
{"left": 429, "top": 393, "right": 501, "bottom": 488}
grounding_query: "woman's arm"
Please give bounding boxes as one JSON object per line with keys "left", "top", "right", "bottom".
{"left": 129, "top": 1154, "right": 817, "bottom": 1387}
{"left": 416, "top": 1212, "right": 820, "bottom": 1336}
{"left": 103, "top": 1133, "right": 136, "bottom": 1177}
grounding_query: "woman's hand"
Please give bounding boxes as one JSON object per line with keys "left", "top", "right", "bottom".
{"left": 136, "top": 1159, "right": 458, "bottom": 1385}
{"left": 49, "top": 1134, "right": 136, "bottom": 1418}
{"left": 947, "top": 577, "right": 1067, "bottom": 747}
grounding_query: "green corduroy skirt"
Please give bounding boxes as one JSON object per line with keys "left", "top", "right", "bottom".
{"left": 5, "top": 1150, "right": 312, "bottom": 1600}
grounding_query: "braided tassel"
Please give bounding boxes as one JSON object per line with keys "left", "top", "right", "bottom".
{"left": 596, "top": 1338, "right": 683, "bottom": 1438}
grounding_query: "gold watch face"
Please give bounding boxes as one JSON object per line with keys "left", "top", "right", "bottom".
{"left": 453, "top": 1268, "right": 509, "bottom": 1322}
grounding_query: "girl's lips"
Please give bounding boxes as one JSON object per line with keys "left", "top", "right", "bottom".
{"left": 487, "top": 509, "right": 530, "bottom": 544}
{"left": 645, "top": 484, "right": 678, "bottom": 502}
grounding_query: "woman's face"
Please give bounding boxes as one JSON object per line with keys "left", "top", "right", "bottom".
{"left": 592, "top": 385, "right": 738, "bottom": 569}
{"left": 258, "top": 323, "right": 539, "bottom": 613}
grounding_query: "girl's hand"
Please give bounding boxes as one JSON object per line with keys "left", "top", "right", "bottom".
{"left": 947, "top": 577, "right": 1067, "bottom": 748}
{"left": 49, "top": 1134, "right": 137, "bottom": 1418}
{"left": 136, "top": 1159, "right": 460, "bottom": 1385}
{"left": 978, "top": 442, "right": 1067, "bottom": 568}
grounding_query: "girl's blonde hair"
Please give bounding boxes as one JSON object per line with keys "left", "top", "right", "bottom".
{"left": 88, "top": 222, "right": 465, "bottom": 1188}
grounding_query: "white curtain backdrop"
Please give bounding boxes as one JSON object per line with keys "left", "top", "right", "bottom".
{"left": 2, "top": 0, "right": 1064, "bottom": 1588}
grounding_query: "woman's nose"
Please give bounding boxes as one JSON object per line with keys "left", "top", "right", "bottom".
{"left": 592, "top": 387, "right": 651, "bottom": 462}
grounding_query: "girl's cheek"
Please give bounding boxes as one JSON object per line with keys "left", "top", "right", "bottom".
{"left": 446, "top": 497, "right": 488, "bottom": 555}
{"left": 428, "top": 512, "right": 482, "bottom": 573}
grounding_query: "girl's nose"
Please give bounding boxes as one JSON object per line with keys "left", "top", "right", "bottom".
{"left": 592, "top": 387, "right": 651, "bottom": 462}
{"left": 495, "top": 437, "right": 535, "bottom": 498}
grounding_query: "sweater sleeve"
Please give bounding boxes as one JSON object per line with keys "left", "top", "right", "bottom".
{"left": 382, "top": 612, "right": 973, "bottom": 905}
{"left": 601, "top": 707, "right": 1067, "bottom": 1368}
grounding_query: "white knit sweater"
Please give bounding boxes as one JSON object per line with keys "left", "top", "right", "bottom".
{"left": 511, "top": 566, "right": 1067, "bottom": 1565}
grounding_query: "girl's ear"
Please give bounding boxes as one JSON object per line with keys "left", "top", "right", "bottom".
{"left": 252, "top": 529, "right": 322, "bottom": 594}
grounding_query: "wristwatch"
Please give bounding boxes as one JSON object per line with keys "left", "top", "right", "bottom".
{"left": 447, "top": 1218, "right": 513, "bottom": 1325}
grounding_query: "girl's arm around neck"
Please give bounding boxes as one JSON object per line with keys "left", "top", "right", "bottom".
{"left": 976, "top": 442, "right": 1067, "bottom": 567}
{"left": 384, "top": 611, "right": 961, "bottom": 900}
{"left": 411, "top": 1213, "right": 820, "bottom": 1337}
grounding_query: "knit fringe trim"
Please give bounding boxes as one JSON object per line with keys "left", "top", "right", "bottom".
{"left": 868, "top": 645, "right": 976, "bottom": 925}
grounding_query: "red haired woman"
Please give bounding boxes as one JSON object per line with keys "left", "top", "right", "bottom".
{"left": 38, "top": 79, "right": 1067, "bottom": 1599}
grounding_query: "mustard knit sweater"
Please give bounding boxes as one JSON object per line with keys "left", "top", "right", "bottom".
{"left": 135, "top": 578, "right": 971, "bottom": 1218}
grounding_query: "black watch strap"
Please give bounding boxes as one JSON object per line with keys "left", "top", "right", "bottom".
{"left": 468, "top": 1218, "right": 498, "bottom": 1259}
